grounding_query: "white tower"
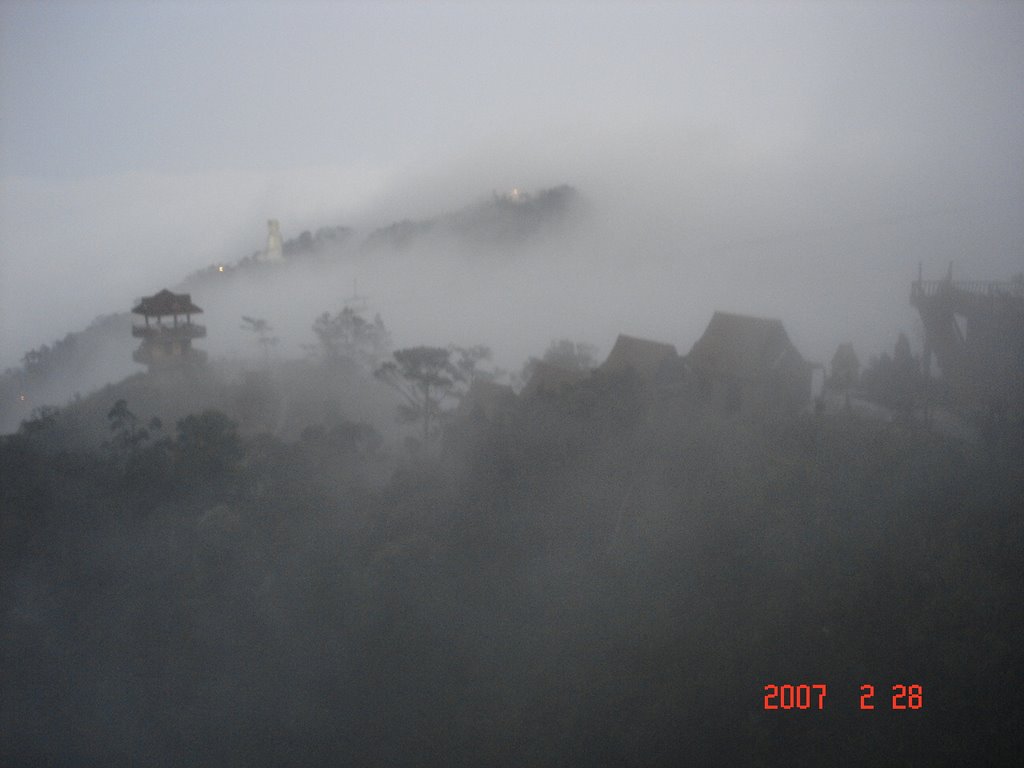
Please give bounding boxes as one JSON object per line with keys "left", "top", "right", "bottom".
{"left": 263, "top": 219, "right": 284, "bottom": 262}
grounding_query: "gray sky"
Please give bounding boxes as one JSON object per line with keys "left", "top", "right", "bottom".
{"left": 2, "top": 0, "right": 1022, "bottom": 371}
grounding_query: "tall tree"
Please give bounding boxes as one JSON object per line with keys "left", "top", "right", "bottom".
{"left": 312, "top": 308, "right": 391, "bottom": 372}
{"left": 241, "top": 316, "right": 279, "bottom": 366}
{"left": 105, "top": 399, "right": 161, "bottom": 464}
{"left": 375, "top": 347, "right": 459, "bottom": 445}
{"left": 450, "top": 344, "right": 494, "bottom": 387}
{"left": 892, "top": 332, "right": 922, "bottom": 417}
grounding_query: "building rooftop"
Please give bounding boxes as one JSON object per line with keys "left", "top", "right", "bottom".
{"left": 600, "top": 334, "right": 678, "bottom": 379}
{"left": 688, "top": 311, "right": 806, "bottom": 380}
{"left": 132, "top": 289, "right": 203, "bottom": 317}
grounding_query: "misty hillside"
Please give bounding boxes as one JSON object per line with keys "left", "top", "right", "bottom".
{"left": 5, "top": 3, "right": 1024, "bottom": 765}
{"left": 3, "top": 358, "right": 1022, "bottom": 765}
{"left": 3, "top": 212, "right": 1021, "bottom": 763}
{"left": 361, "top": 185, "right": 583, "bottom": 253}
{"left": 0, "top": 185, "right": 587, "bottom": 435}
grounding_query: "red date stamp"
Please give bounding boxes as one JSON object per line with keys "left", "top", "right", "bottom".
{"left": 763, "top": 684, "right": 923, "bottom": 710}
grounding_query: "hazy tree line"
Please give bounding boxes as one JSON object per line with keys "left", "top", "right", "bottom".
{"left": 3, "top": 188, "right": 1019, "bottom": 763}
{"left": 2, "top": 309, "right": 1022, "bottom": 766}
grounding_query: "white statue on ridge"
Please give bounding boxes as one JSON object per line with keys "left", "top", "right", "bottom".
{"left": 263, "top": 219, "right": 283, "bottom": 262}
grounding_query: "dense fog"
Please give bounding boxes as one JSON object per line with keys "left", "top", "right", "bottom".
{"left": 2, "top": 2, "right": 1023, "bottom": 766}
{"left": 2, "top": 2, "right": 1022, "bottom": 373}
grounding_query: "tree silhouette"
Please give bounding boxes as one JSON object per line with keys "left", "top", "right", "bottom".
{"left": 375, "top": 347, "right": 460, "bottom": 446}
{"left": 105, "top": 399, "right": 161, "bottom": 464}
{"left": 241, "top": 316, "right": 279, "bottom": 366}
{"left": 17, "top": 405, "right": 60, "bottom": 441}
{"left": 450, "top": 344, "right": 494, "bottom": 388}
{"left": 862, "top": 332, "right": 924, "bottom": 417}
{"left": 312, "top": 308, "right": 391, "bottom": 372}
{"left": 174, "top": 410, "right": 243, "bottom": 484}
{"left": 520, "top": 338, "right": 597, "bottom": 384}
{"left": 892, "top": 332, "right": 922, "bottom": 417}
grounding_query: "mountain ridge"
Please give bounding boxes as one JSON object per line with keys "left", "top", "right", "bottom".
{"left": 1, "top": 185, "right": 585, "bottom": 433}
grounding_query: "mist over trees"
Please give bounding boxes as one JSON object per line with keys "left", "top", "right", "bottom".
{"left": 0, "top": 185, "right": 587, "bottom": 433}
{"left": 241, "top": 316, "right": 279, "bottom": 365}
{"left": 3, "top": 251, "right": 1024, "bottom": 764}
{"left": 2, "top": 341, "right": 1021, "bottom": 765}
{"left": 1, "top": 187, "right": 1022, "bottom": 766}
{"left": 3, "top": 1, "right": 1024, "bottom": 762}
{"left": 520, "top": 338, "right": 599, "bottom": 384}
{"left": 310, "top": 308, "right": 391, "bottom": 373}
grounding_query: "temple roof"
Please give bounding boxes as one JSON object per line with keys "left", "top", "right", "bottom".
{"left": 132, "top": 289, "right": 203, "bottom": 317}
{"left": 688, "top": 311, "right": 806, "bottom": 380}
{"left": 600, "top": 334, "right": 678, "bottom": 379}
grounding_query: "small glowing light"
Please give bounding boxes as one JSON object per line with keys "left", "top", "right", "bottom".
{"left": 218, "top": 265, "right": 225, "bottom": 272}
{"left": 19, "top": 393, "right": 27, "bottom": 401}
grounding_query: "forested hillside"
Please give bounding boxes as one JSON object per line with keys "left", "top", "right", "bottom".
{"left": 3, "top": 372, "right": 1021, "bottom": 766}
{"left": 6, "top": 3, "right": 1023, "bottom": 763}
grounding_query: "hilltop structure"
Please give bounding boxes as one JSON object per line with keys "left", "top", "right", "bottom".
{"left": 262, "top": 219, "right": 284, "bottom": 262}
{"left": 131, "top": 289, "right": 207, "bottom": 370}
{"left": 687, "top": 311, "right": 814, "bottom": 414}
{"left": 911, "top": 266, "right": 1024, "bottom": 413}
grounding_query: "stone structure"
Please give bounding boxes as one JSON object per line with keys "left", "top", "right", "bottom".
{"left": 263, "top": 219, "right": 284, "bottom": 262}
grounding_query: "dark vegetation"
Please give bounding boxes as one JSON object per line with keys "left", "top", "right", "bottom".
{"left": 0, "top": 314, "right": 131, "bottom": 432}
{"left": 2, "top": 187, "right": 1021, "bottom": 764}
{"left": 2, "top": 353, "right": 1022, "bottom": 765}
{"left": 859, "top": 332, "right": 926, "bottom": 417}
{"left": 520, "top": 338, "right": 598, "bottom": 385}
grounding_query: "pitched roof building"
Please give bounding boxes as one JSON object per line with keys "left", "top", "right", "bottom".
{"left": 687, "top": 311, "right": 812, "bottom": 413}
{"left": 599, "top": 334, "right": 679, "bottom": 380}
